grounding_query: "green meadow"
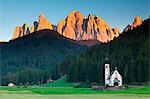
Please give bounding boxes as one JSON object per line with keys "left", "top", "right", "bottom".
{"left": 0, "top": 86, "right": 150, "bottom": 99}
{"left": 0, "top": 86, "right": 150, "bottom": 94}
{"left": 0, "top": 76, "right": 149, "bottom": 99}
{"left": 0, "top": 93, "right": 149, "bottom": 99}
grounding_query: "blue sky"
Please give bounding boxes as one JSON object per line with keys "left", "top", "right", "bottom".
{"left": 0, "top": 0, "right": 149, "bottom": 41}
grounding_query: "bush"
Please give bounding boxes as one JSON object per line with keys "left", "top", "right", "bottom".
{"left": 23, "top": 84, "right": 28, "bottom": 88}
{"left": 73, "top": 82, "right": 92, "bottom": 88}
{"left": 73, "top": 83, "right": 80, "bottom": 88}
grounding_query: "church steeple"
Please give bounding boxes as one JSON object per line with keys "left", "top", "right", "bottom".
{"left": 104, "top": 63, "right": 110, "bottom": 86}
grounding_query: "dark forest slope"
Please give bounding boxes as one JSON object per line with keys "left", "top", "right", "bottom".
{"left": 0, "top": 29, "right": 86, "bottom": 85}
{"left": 64, "top": 18, "right": 149, "bottom": 84}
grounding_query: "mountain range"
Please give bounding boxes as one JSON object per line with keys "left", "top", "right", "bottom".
{"left": 11, "top": 10, "right": 143, "bottom": 43}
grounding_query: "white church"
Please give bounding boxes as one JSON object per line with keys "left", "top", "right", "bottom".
{"left": 105, "top": 63, "right": 123, "bottom": 86}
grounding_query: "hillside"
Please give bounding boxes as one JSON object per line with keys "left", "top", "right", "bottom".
{"left": 58, "top": 18, "right": 149, "bottom": 84}
{"left": 0, "top": 29, "right": 86, "bottom": 85}
{"left": 43, "top": 75, "right": 73, "bottom": 87}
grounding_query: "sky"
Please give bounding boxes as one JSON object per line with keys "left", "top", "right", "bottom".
{"left": 0, "top": 0, "right": 149, "bottom": 41}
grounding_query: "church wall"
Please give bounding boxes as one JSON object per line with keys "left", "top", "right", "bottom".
{"left": 109, "top": 77, "right": 122, "bottom": 86}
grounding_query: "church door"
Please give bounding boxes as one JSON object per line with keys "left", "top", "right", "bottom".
{"left": 113, "top": 78, "right": 120, "bottom": 86}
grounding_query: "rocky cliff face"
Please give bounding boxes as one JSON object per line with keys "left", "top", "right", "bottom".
{"left": 124, "top": 24, "right": 132, "bottom": 32}
{"left": 12, "top": 23, "right": 30, "bottom": 39}
{"left": 57, "top": 10, "right": 119, "bottom": 43}
{"left": 22, "top": 23, "right": 30, "bottom": 36}
{"left": 132, "top": 16, "right": 142, "bottom": 28}
{"left": 58, "top": 10, "right": 84, "bottom": 40}
{"left": 30, "top": 21, "right": 38, "bottom": 33}
{"left": 12, "top": 26, "right": 22, "bottom": 39}
{"left": 37, "top": 14, "right": 53, "bottom": 31}
{"left": 112, "top": 27, "right": 120, "bottom": 37}
{"left": 124, "top": 16, "right": 142, "bottom": 32}
{"left": 12, "top": 14, "right": 53, "bottom": 40}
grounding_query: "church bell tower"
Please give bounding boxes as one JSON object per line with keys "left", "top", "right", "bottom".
{"left": 105, "top": 63, "right": 110, "bottom": 85}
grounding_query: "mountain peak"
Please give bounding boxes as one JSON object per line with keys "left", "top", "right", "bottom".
{"left": 124, "top": 24, "right": 132, "bottom": 32}
{"left": 22, "top": 23, "right": 30, "bottom": 36}
{"left": 132, "top": 16, "right": 142, "bottom": 28}
{"left": 22, "top": 23, "right": 29, "bottom": 30}
{"left": 37, "top": 14, "right": 53, "bottom": 31}
{"left": 30, "top": 21, "right": 38, "bottom": 33}
{"left": 112, "top": 27, "right": 120, "bottom": 37}
{"left": 12, "top": 26, "right": 22, "bottom": 39}
{"left": 124, "top": 16, "right": 142, "bottom": 32}
{"left": 12, "top": 14, "right": 53, "bottom": 40}
{"left": 72, "top": 10, "right": 79, "bottom": 13}
{"left": 11, "top": 23, "right": 30, "bottom": 40}
{"left": 58, "top": 10, "right": 84, "bottom": 40}
{"left": 88, "top": 13, "right": 93, "bottom": 17}
{"left": 39, "top": 13, "right": 45, "bottom": 18}
{"left": 67, "top": 10, "right": 84, "bottom": 19}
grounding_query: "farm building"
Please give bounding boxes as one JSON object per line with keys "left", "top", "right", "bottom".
{"left": 8, "top": 83, "right": 15, "bottom": 87}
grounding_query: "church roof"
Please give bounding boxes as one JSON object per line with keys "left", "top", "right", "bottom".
{"left": 107, "top": 71, "right": 114, "bottom": 79}
{"left": 110, "top": 70, "right": 122, "bottom": 78}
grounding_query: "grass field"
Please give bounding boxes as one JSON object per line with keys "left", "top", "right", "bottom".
{"left": 0, "top": 86, "right": 150, "bottom": 99}
{"left": 0, "top": 86, "right": 150, "bottom": 94}
{"left": 0, "top": 93, "right": 149, "bottom": 99}
{"left": 1, "top": 76, "right": 150, "bottom": 99}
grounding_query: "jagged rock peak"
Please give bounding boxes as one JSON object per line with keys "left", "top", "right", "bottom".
{"left": 112, "top": 27, "right": 120, "bottom": 37}
{"left": 57, "top": 19, "right": 66, "bottom": 34}
{"left": 132, "top": 16, "right": 142, "bottom": 28}
{"left": 66, "top": 10, "right": 84, "bottom": 22}
{"left": 12, "top": 26, "right": 22, "bottom": 39}
{"left": 22, "top": 23, "right": 30, "bottom": 36}
{"left": 57, "top": 10, "right": 118, "bottom": 43}
{"left": 87, "top": 13, "right": 95, "bottom": 22}
{"left": 39, "top": 13, "right": 45, "bottom": 18}
{"left": 11, "top": 23, "right": 30, "bottom": 40}
{"left": 72, "top": 10, "right": 78, "bottom": 13}
{"left": 30, "top": 21, "right": 38, "bottom": 33}
{"left": 37, "top": 13, "right": 53, "bottom": 31}
{"left": 11, "top": 14, "right": 53, "bottom": 40}
{"left": 88, "top": 13, "right": 93, "bottom": 18}
{"left": 124, "top": 24, "right": 132, "bottom": 32}
{"left": 94, "top": 15, "right": 115, "bottom": 42}
{"left": 124, "top": 16, "right": 142, "bottom": 32}
{"left": 58, "top": 10, "right": 84, "bottom": 40}
{"left": 68, "top": 10, "right": 82, "bottom": 15}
